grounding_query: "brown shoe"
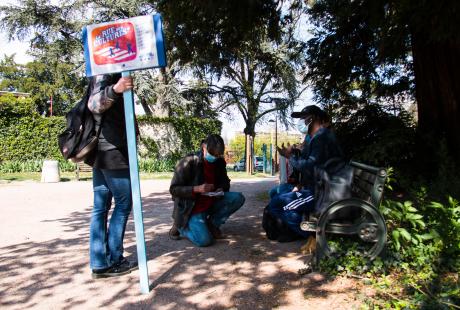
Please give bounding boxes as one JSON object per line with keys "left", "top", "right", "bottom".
{"left": 207, "top": 221, "right": 224, "bottom": 239}
{"left": 169, "top": 224, "right": 181, "bottom": 240}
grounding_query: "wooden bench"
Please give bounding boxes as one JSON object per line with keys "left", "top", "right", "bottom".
{"left": 75, "top": 162, "right": 92, "bottom": 181}
{"left": 300, "top": 161, "right": 387, "bottom": 261}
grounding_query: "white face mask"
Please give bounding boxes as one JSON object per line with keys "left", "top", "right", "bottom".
{"left": 297, "top": 119, "right": 312, "bottom": 134}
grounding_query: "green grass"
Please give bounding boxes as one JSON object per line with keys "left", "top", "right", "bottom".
{"left": 0, "top": 172, "right": 93, "bottom": 182}
{"left": 227, "top": 171, "right": 273, "bottom": 179}
{"left": 140, "top": 172, "right": 173, "bottom": 179}
{"left": 0, "top": 170, "right": 274, "bottom": 183}
{"left": 0, "top": 172, "right": 41, "bottom": 182}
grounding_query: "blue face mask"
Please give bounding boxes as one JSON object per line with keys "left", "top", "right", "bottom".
{"left": 297, "top": 119, "right": 311, "bottom": 134}
{"left": 205, "top": 153, "right": 217, "bottom": 163}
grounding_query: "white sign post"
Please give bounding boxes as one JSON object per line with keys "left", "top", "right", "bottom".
{"left": 82, "top": 14, "right": 167, "bottom": 294}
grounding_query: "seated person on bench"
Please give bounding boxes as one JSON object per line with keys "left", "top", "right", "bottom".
{"left": 268, "top": 135, "right": 309, "bottom": 199}
{"left": 268, "top": 108, "right": 318, "bottom": 198}
{"left": 266, "top": 105, "right": 344, "bottom": 241}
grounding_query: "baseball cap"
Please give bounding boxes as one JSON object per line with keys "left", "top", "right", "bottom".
{"left": 291, "top": 105, "right": 325, "bottom": 119}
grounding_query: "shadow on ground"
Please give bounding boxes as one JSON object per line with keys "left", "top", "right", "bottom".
{"left": 0, "top": 179, "right": 359, "bottom": 309}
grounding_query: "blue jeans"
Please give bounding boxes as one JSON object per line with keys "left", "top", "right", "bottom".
{"left": 179, "top": 192, "right": 245, "bottom": 247}
{"left": 267, "top": 190, "right": 314, "bottom": 238}
{"left": 90, "top": 168, "right": 132, "bottom": 270}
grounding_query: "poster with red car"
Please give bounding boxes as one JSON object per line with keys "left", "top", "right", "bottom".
{"left": 83, "top": 14, "right": 166, "bottom": 76}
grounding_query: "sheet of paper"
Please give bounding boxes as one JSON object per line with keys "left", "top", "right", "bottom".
{"left": 202, "top": 191, "right": 225, "bottom": 197}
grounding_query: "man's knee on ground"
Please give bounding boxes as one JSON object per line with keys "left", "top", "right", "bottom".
{"left": 192, "top": 234, "right": 213, "bottom": 247}
{"left": 224, "top": 192, "right": 245, "bottom": 210}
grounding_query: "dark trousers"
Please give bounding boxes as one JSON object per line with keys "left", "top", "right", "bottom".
{"left": 267, "top": 190, "right": 314, "bottom": 238}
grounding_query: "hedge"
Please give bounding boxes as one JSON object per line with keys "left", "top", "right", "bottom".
{"left": 0, "top": 95, "right": 66, "bottom": 161}
{"left": 1, "top": 95, "right": 222, "bottom": 164}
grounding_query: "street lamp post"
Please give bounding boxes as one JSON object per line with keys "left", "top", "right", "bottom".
{"left": 269, "top": 117, "right": 278, "bottom": 173}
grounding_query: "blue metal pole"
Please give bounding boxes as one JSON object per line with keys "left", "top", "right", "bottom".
{"left": 122, "top": 71, "right": 149, "bottom": 294}
{"left": 262, "top": 144, "right": 267, "bottom": 173}
{"left": 269, "top": 143, "right": 273, "bottom": 176}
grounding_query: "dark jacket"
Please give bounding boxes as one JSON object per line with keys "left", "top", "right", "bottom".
{"left": 289, "top": 127, "right": 344, "bottom": 189}
{"left": 84, "top": 73, "right": 130, "bottom": 169}
{"left": 170, "top": 154, "right": 231, "bottom": 229}
{"left": 88, "top": 73, "right": 127, "bottom": 151}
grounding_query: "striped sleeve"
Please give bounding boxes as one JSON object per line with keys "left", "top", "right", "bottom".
{"left": 87, "top": 75, "right": 121, "bottom": 114}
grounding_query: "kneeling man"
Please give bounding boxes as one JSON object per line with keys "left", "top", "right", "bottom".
{"left": 169, "top": 134, "right": 245, "bottom": 246}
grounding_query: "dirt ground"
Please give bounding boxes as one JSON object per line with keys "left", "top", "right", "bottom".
{"left": 0, "top": 178, "right": 367, "bottom": 309}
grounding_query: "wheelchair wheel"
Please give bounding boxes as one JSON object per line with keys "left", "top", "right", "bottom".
{"left": 316, "top": 198, "right": 387, "bottom": 260}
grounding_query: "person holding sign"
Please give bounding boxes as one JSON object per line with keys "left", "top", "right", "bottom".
{"left": 82, "top": 13, "right": 167, "bottom": 292}
{"left": 169, "top": 134, "right": 246, "bottom": 247}
{"left": 86, "top": 73, "right": 138, "bottom": 278}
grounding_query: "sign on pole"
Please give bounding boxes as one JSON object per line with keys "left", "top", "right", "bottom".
{"left": 83, "top": 14, "right": 166, "bottom": 76}
{"left": 82, "top": 14, "right": 167, "bottom": 294}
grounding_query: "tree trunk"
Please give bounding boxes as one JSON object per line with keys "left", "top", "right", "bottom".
{"left": 244, "top": 120, "right": 256, "bottom": 174}
{"left": 158, "top": 67, "right": 171, "bottom": 116}
{"left": 139, "top": 97, "right": 153, "bottom": 115}
{"left": 245, "top": 134, "right": 253, "bottom": 175}
{"left": 412, "top": 34, "right": 460, "bottom": 161}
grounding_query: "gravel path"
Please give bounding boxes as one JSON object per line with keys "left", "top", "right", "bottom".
{"left": 0, "top": 178, "right": 364, "bottom": 309}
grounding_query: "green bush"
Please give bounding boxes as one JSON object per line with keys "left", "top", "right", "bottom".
{"left": 59, "top": 160, "right": 77, "bottom": 172}
{"left": 316, "top": 160, "right": 459, "bottom": 308}
{"left": 1, "top": 95, "right": 221, "bottom": 164}
{"left": 0, "top": 94, "right": 37, "bottom": 119}
{"left": 138, "top": 158, "right": 176, "bottom": 172}
{"left": 0, "top": 158, "right": 178, "bottom": 173}
{"left": 334, "top": 104, "right": 416, "bottom": 169}
{"left": 0, "top": 95, "right": 66, "bottom": 161}
{"left": 137, "top": 116, "right": 222, "bottom": 158}
{"left": 318, "top": 194, "right": 459, "bottom": 309}
{"left": 0, "top": 159, "right": 76, "bottom": 173}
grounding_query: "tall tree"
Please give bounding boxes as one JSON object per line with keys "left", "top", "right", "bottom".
{"left": 0, "top": 55, "right": 82, "bottom": 115}
{"left": 0, "top": 1, "right": 167, "bottom": 114}
{"left": 304, "top": 0, "right": 460, "bottom": 162}
{"left": 0, "top": 0, "right": 218, "bottom": 117}
{"left": 133, "top": 62, "right": 218, "bottom": 118}
{"left": 159, "top": 0, "right": 307, "bottom": 172}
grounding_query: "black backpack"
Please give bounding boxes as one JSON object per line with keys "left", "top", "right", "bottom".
{"left": 313, "top": 158, "right": 353, "bottom": 214}
{"left": 262, "top": 205, "right": 300, "bottom": 242}
{"left": 58, "top": 82, "right": 101, "bottom": 163}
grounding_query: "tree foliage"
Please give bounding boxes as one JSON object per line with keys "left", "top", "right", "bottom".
{"left": 229, "top": 132, "right": 302, "bottom": 160}
{"left": 306, "top": 0, "right": 413, "bottom": 109}
{"left": 334, "top": 104, "right": 416, "bottom": 170}
{"left": 159, "top": 0, "right": 307, "bottom": 137}
{"left": 0, "top": 55, "right": 84, "bottom": 115}
{"left": 0, "top": 1, "right": 160, "bottom": 115}
{"left": 305, "top": 0, "right": 460, "bottom": 162}
{"left": 133, "top": 63, "right": 218, "bottom": 118}
{"left": 137, "top": 115, "right": 222, "bottom": 159}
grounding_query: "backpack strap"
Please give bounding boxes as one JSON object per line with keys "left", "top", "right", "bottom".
{"left": 321, "top": 157, "right": 347, "bottom": 174}
{"left": 96, "top": 114, "right": 105, "bottom": 137}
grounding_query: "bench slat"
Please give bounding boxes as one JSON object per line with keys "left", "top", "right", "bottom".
{"left": 353, "top": 179, "right": 374, "bottom": 195}
{"left": 349, "top": 162, "right": 387, "bottom": 206}
{"left": 76, "top": 163, "right": 92, "bottom": 181}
